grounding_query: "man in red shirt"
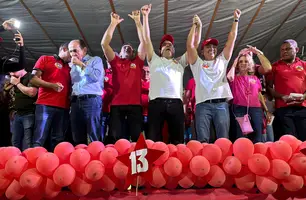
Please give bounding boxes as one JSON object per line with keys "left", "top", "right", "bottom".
{"left": 141, "top": 66, "right": 150, "bottom": 134}
{"left": 267, "top": 39, "right": 306, "bottom": 141}
{"left": 30, "top": 43, "right": 71, "bottom": 151}
{"left": 101, "top": 11, "right": 145, "bottom": 144}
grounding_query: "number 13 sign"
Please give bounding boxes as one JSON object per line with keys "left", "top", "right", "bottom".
{"left": 117, "top": 134, "right": 164, "bottom": 180}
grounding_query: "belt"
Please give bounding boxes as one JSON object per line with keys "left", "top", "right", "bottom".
{"left": 71, "top": 94, "right": 99, "bottom": 101}
{"left": 203, "top": 98, "right": 227, "bottom": 103}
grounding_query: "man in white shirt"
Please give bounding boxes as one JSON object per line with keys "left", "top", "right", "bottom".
{"left": 186, "top": 10, "right": 241, "bottom": 143}
{"left": 141, "top": 4, "right": 200, "bottom": 144}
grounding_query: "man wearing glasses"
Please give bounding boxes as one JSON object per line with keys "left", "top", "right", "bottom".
{"left": 68, "top": 39, "right": 104, "bottom": 145}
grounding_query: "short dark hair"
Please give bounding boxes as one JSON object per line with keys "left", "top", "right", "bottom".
{"left": 59, "top": 42, "right": 69, "bottom": 50}
{"left": 77, "top": 39, "right": 87, "bottom": 49}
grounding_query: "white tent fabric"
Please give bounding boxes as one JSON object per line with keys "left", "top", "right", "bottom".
{"left": 0, "top": 0, "right": 305, "bottom": 69}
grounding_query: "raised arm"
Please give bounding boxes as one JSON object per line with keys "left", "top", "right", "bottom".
{"left": 101, "top": 13, "right": 124, "bottom": 62}
{"left": 248, "top": 45, "right": 272, "bottom": 74}
{"left": 187, "top": 15, "right": 202, "bottom": 65}
{"left": 223, "top": 9, "right": 241, "bottom": 60}
{"left": 129, "top": 10, "right": 146, "bottom": 61}
{"left": 141, "top": 4, "right": 154, "bottom": 62}
{"left": 227, "top": 57, "right": 238, "bottom": 82}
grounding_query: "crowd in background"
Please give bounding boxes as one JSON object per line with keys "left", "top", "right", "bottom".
{"left": 0, "top": 4, "right": 305, "bottom": 152}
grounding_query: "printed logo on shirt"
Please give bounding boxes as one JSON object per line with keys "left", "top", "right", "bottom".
{"left": 54, "top": 62, "right": 63, "bottom": 69}
{"left": 249, "top": 78, "right": 256, "bottom": 84}
{"left": 202, "top": 64, "right": 209, "bottom": 69}
{"left": 105, "top": 77, "right": 109, "bottom": 82}
{"left": 295, "top": 66, "right": 304, "bottom": 71}
{"left": 130, "top": 63, "right": 136, "bottom": 69}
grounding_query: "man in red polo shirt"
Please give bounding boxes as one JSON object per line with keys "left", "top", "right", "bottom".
{"left": 101, "top": 11, "right": 145, "bottom": 144}
{"left": 267, "top": 39, "right": 306, "bottom": 141}
{"left": 141, "top": 66, "right": 150, "bottom": 134}
{"left": 30, "top": 42, "right": 71, "bottom": 151}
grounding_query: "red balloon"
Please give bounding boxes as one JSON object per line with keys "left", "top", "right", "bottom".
{"left": 24, "top": 147, "right": 47, "bottom": 167}
{"left": 270, "top": 141, "right": 292, "bottom": 162}
{"left": 178, "top": 169, "right": 195, "bottom": 189}
{"left": 0, "top": 147, "right": 21, "bottom": 167}
{"left": 19, "top": 168, "right": 43, "bottom": 190}
{"left": 256, "top": 175, "right": 278, "bottom": 194}
{"left": 54, "top": 142, "right": 75, "bottom": 164}
{"left": 36, "top": 153, "right": 59, "bottom": 177}
{"left": 100, "top": 174, "right": 116, "bottom": 192}
{"left": 85, "top": 160, "right": 105, "bottom": 181}
{"left": 164, "top": 157, "right": 182, "bottom": 177}
{"left": 189, "top": 156, "right": 210, "bottom": 177}
{"left": 254, "top": 142, "right": 268, "bottom": 155}
{"left": 5, "top": 156, "right": 28, "bottom": 178}
{"left": 150, "top": 166, "right": 167, "bottom": 188}
{"left": 187, "top": 140, "right": 203, "bottom": 156}
{"left": 70, "top": 149, "right": 91, "bottom": 172}
{"left": 205, "top": 165, "right": 226, "bottom": 187}
{"left": 70, "top": 175, "right": 92, "bottom": 196}
{"left": 131, "top": 176, "right": 146, "bottom": 187}
{"left": 297, "top": 141, "right": 306, "bottom": 153}
{"left": 114, "top": 139, "right": 131, "bottom": 155}
{"left": 176, "top": 144, "right": 193, "bottom": 168}
{"left": 167, "top": 144, "right": 178, "bottom": 157}
{"left": 194, "top": 176, "right": 208, "bottom": 188}
{"left": 0, "top": 169, "right": 12, "bottom": 190}
{"left": 5, "top": 180, "right": 26, "bottom": 200}
{"left": 234, "top": 166, "right": 255, "bottom": 191}
{"left": 24, "top": 180, "right": 44, "bottom": 200}
{"left": 214, "top": 138, "right": 233, "bottom": 162}
{"left": 152, "top": 142, "right": 169, "bottom": 166}
{"left": 53, "top": 164, "right": 76, "bottom": 187}
{"left": 269, "top": 159, "right": 291, "bottom": 180}
{"left": 113, "top": 161, "right": 128, "bottom": 180}
{"left": 145, "top": 139, "right": 154, "bottom": 148}
{"left": 222, "top": 156, "right": 241, "bottom": 175}
{"left": 87, "top": 141, "right": 105, "bottom": 160}
{"left": 165, "top": 176, "right": 179, "bottom": 190}
{"left": 99, "top": 147, "right": 118, "bottom": 168}
{"left": 44, "top": 178, "right": 61, "bottom": 199}
{"left": 202, "top": 144, "right": 222, "bottom": 165}
{"left": 282, "top": 175, "right": 304, "bottom": 192}
{"left": 280, "top": 135, "right": 299, "bottom": 153}
{"left": 233, "top": 138, "right": 254, "bottom": 165}
{"left": 248, "top": 153, "right": 270, "bottom": 176}
{"left": 223, "top": 174, "right": 235, "bottom": 188}
{"left": 289, "top": 155, "right": 306, "bottom": 176}
{"left": 75, "top": 144, "right": 87, "bottom": 149}
{"left": 128, "top": 142, "right": 136, "bottom": 153}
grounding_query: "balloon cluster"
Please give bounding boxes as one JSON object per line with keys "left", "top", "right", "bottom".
{"left": 1, "top": 135, "right": 306, "bottom": 199}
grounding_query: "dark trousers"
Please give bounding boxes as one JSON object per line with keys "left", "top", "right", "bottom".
{"left": 102, "top": 112, "right": 110, "bottom": 137}
{"left": 273, "top": 106, "right": 306, "bottom": 141}
{"left": 147, "top": 98, "right": 184, "bottom": 144}
{"left": 232, "top": 105, "right": 263, "bottom": 143}
{"left": 12, "top": 113, "right": 34, "bottom": 150}
{"left": 104, "top": 105, "right": 142, "bottom": 144}
{"left": 33, "top": 105, "right": 69, "bottom": 152}
{"left": 70, "top": 96, "right": 102, "bottom": 145}
{"left": 143, "top": 115, "right": 148, "bottom": 135}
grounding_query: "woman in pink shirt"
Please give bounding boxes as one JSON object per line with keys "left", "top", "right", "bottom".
{"left": 227, "top": 46, "right": 272, "bottom": 143}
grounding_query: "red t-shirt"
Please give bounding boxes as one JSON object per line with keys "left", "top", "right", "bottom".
{"left": 102, "top": 69, "right": 113, "bottom": 113}
{"left": 266, "top": 58, "right": 306, "bottom": 109}
{"left": 186, "top": 78, "right": 196, "bottom": 111}
{"left": 34, "top": 56, "right": 71, "bottom": 109}
{"left": 109, "top": 55, "right": 144, "bottom": 105}
{"left": 141, "top": 80, "right": 150, "bottom": 116}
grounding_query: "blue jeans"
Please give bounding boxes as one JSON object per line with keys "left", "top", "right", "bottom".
{"left": 195, "top": 102, "right": 230, "bottom": 142}
{"left": 70, "top": 96, "right": 102, "bottom": 145}
{"left": 263, "top": 125, "right": 274, "bottom": 142}
{"left": 33, "top": 105, "right": 68, "bottom": 151}
{"left": 12, "top": 113, "right": 35, "bottom": 150}
{"left": 232, "top": 105, "right": 263, "bottom": 143}
{"left": 102, "top": 112, "right": 110, "bottom": 137}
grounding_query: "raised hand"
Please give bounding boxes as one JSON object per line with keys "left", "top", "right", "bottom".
{"left": 141, "top": 4, "right": 152, "bottom": 16}
{"left": 246, "top": 45, "right": 263, "bottom": 55}
{"left": 14, "top": 30, "right": 24, "bottom": 46}
{"left": 234, "top": 9, "right": 241, "bottom": 20}
{"left": 2, "top": 18, "right": 16, "bottom": 30}
{"left": 128, "top": 10, "right": 141, "bottom": 23}
{"left": 10, "top": 76, "right": 20, "bottom": 86}
{"left": 193, "top": 15, "right": 202, "bottom": 27}
{"left": 110, "top": 12, "right": 124, "bottom": 25}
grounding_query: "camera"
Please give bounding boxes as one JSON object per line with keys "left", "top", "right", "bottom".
{"left": 13, "top": 37, "right": 20, "bottom": 42}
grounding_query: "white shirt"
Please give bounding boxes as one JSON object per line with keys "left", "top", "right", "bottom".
{"left": 148, "top": 52, "right": 187, "bottom": 100}
{"left": 190, "top": 52, "right": 233, "bottom": 105}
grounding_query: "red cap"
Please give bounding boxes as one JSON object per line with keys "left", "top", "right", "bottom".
{"left": 160, "top": 34, "right": 174, "bottom": 50}
{"left": 201, "top": 38, "right": 219, "bottom": 50}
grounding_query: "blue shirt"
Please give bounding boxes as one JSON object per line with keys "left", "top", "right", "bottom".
{"left": 70, "top": 55, "right": 104, "bottom": 96}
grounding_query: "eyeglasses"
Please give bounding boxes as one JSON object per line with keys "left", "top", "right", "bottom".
{"left": 69, "top": 49, "right": 78, "bottom": 53}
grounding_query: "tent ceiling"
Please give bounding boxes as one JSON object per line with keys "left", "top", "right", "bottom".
{"left": 0, "top": 0, "right": 305, "bottom": 70}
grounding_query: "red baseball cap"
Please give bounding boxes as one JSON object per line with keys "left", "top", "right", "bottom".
{"left": 160, "top": 34, "right": 174, "bottom": 50}
{"left": 201, "top": 38, "right": 219, "bottom": 50}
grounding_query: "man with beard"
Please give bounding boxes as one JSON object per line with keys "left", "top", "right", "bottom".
{"left": 187, "top": 10, "right": 241, "bottom": 143}
{"left": 101, "top": 11, "right": 145, "bottom": 144}
{"left": 141, "top": 4, "right": 200, "bottom": 144}
{"left": 266, "top": 39, "right": 306, "bottom": 141}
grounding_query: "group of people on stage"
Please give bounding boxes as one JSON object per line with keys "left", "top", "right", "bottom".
{"left": 1, "top": 4, "right": 306, "bottom": 151}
